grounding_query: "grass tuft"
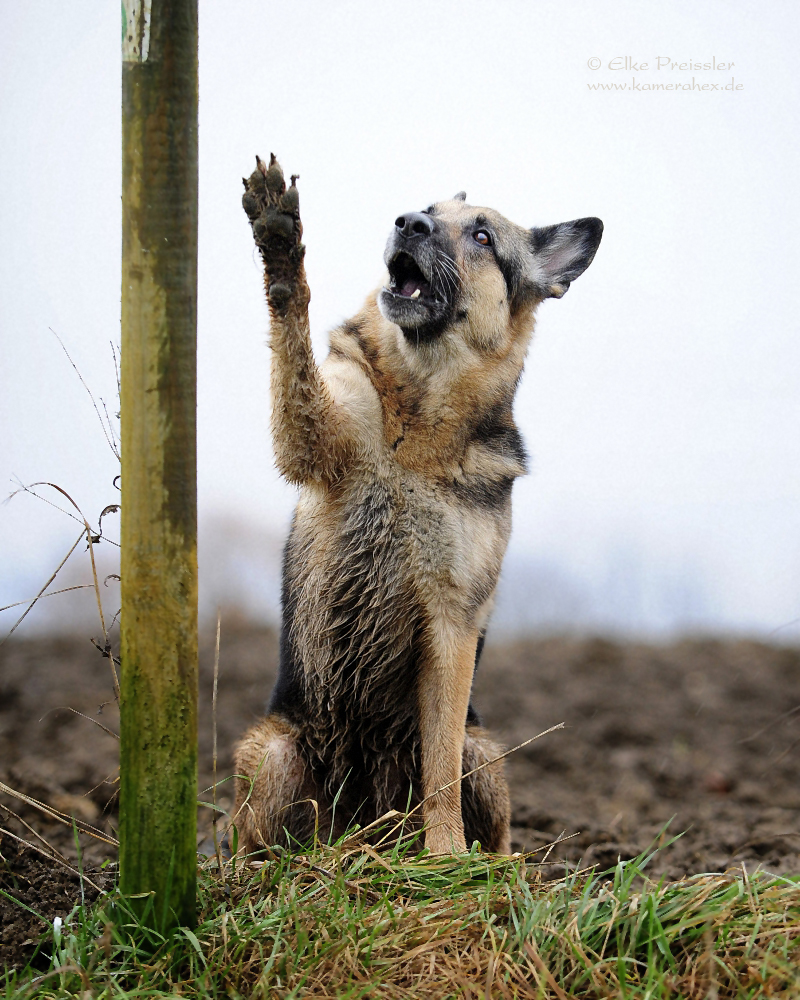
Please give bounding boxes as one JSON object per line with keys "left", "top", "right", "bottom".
{"left": 4, "top": 836, "right": 799, "bottom": 998}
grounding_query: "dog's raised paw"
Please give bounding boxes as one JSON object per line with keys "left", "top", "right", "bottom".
{"left": 242, "top": 153, "right": 303, "bottom": 253}
{"left": 242, "top": 154, "right": 305, "bottom": 304}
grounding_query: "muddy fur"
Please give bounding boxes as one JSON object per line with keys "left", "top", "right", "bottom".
{"left": 234, "top": 155, "right": 602, "bottom": 854}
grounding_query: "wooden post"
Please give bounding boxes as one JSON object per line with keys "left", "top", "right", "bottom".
{"left": 120, "top": 0, "right": 198, "bottom": 930}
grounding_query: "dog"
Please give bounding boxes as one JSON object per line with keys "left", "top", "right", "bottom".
{"left": 234, "top": 155, "right": 602, "bottom": 855}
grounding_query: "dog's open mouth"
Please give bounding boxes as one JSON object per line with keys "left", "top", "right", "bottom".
{"left": 386, "top": 251, "right": 433, "bottom": 301}
{"left": 379, "top": 237, "right": 455, "bottom": 340}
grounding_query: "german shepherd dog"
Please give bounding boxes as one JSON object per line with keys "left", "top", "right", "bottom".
{"left": 234, "top": 155, "right": 602, "bottom": 855}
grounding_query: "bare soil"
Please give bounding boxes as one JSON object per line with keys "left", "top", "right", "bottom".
{"left": 2, "top": 627, "right": 799, "bottom": 971}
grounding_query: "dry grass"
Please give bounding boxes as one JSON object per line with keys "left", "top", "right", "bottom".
{"left": 4, "top": 831, "right": 799, "bottom": 999}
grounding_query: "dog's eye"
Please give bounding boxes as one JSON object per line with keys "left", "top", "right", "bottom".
{"left": 473, "top": 230, "right": 492, "bottom": 247}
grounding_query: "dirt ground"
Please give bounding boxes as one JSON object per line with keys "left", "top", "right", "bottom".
{"left": 2, "top": 626, "right": 800, "bottom": 971}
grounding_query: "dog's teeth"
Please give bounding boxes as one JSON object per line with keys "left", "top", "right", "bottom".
{"left": 411, "top": 288, "right": 421, "bottom": 299}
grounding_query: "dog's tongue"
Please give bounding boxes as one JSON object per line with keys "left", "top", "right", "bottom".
{"left": 401, "top": 278, "right": 431, "bottom": 299}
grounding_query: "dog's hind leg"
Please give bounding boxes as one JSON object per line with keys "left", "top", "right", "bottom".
{"left": 461, "top": 725, "right": 511, "bottom": 854}
{"left": 233, "top": 714, "right": 319, "bottom": 854}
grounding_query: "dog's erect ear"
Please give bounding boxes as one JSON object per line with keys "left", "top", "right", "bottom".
{"left": 530, "top": 218, "right": 603, "bottom": 298}
{"left": 452, "top": 191, "right": 467, "bottom": 202}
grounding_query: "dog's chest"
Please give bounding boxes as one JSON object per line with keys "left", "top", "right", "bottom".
{"left": 286, "top": 474, "right": 503, "bottom": 766}
{"left": 297, "top": 466, "right": 509, "bottom": 613}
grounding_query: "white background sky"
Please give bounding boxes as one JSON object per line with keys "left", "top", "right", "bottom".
{"left": 2, "top": 1, "right": 799, "bottom": 639}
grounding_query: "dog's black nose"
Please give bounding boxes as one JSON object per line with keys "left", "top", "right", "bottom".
{"left": 394, "top": 212, "right": 434, "bottom": 238}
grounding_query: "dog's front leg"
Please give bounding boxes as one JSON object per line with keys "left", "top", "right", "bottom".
{"left": 242, "top": 154, "right": 350, "bottom": 486}
{"left": 418, "top": 625, "right": 479, "bottom": 854}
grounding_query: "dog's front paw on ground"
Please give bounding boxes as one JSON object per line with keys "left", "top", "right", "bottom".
{"left": 242, "top": 154, "right": 304, "bottom": 305}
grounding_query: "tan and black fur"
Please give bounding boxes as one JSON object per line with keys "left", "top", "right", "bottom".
{"left": 234, "top": 156, "right": 602, "bottom": 855}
